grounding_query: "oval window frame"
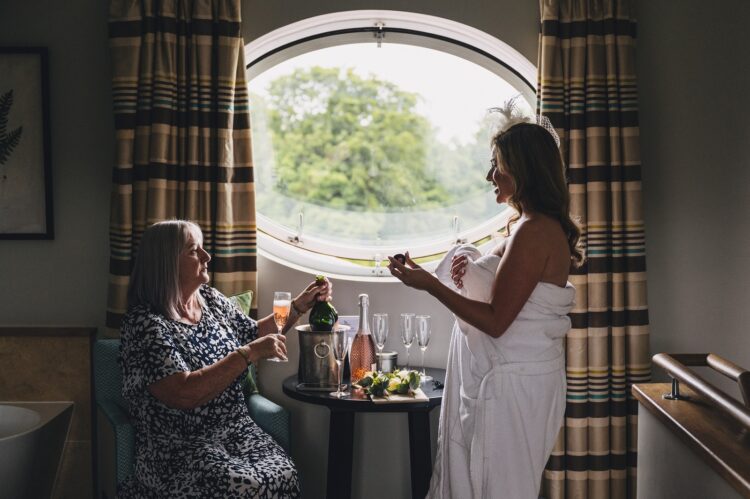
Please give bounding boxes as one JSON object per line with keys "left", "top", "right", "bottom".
{"left": 245, "top": 10, "right": 536, "bottom": 280}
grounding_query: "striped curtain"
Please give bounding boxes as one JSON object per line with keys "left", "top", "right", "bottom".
{"left": 537, "top": 1, "right": 650, "bottom": 498}
{"left": 106, "top": 0, "right": 256, "bottom": 334}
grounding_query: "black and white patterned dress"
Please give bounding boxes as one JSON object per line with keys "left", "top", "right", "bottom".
{"left": 118, "top": 285, "right": 300, "bottom": 498}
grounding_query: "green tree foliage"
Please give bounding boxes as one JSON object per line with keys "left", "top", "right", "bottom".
{"left": 265, "top": 67, "right": 450, "bottom": 211}
{"left": 251, "top": 66, "right": 502, "bottom": 243}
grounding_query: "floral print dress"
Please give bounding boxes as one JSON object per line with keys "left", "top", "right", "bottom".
{"left": 118, "top": 285, "right": 300, "bottom": 498}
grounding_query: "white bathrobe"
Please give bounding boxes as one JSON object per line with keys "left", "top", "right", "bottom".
{"left": 427, "top": 244, "right": 575, "bottom": 499}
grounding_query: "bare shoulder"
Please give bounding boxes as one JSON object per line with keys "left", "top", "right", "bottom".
{"left": 506, "top": 215, "right": 569, "bottom": 261}
{"left": 490, "top": 236, "right": 509, "bottom": 257}
{"left": 510, "top": 215, "right": 571, "bottom": 284}
{"left": 508, "top": 217, "right": 555, "bottom": 246}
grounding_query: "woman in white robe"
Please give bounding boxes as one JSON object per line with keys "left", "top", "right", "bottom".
{"left": 388, "top": 118, "right": 585, "bottom": 499}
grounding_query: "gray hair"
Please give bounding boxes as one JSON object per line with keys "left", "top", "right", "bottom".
{"left": 127, "top": 220, "right": 206, "bottom": 319}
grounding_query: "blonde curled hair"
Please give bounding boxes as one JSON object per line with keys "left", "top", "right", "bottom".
{"left": 492, "top": 123, "right": 585, "bottom": 267}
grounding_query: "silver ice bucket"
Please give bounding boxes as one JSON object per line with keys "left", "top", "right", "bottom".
{"left": 295, "top": 324, "right": 350, "bottom": 391}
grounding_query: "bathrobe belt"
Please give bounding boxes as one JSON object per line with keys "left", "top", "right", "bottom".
{"left": 469, "top": 355, "right": 565, "bottom": 498}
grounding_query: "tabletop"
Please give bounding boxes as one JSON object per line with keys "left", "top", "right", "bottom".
{"left": 282, "top": 367, "right": 446, "bottom": 412}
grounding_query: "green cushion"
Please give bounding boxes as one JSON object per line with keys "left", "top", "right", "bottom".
{"left": 229, "top": 289, "right": 254, "bottom": 315}
{"left": 230, "top": 290, "right": 259, "bottom": 396}
{"left": 243, "top": 365, "right": 260, "bottom": 396}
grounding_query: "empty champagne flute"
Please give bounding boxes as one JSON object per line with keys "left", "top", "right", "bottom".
{"left": 330, "top": 327, "right": 351, "bottom": 398}
{"left": 269, "top": 291, "right": 291, "bottom": 362}
{"left": 372, "top": 313, "right": 389, "bottom": 371}
{"left": 400, "top": 313, "right": 415, "bottom": 369}
{"left": 416, "top": 315, "right": 432, "bottom": 382}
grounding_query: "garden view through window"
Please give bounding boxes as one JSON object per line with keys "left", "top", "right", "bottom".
{"left": 248, "top": 42, "right": 531, "bottom": 260}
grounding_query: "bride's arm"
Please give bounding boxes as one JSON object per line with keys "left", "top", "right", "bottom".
{"left": 389, "top": 225, "right": 546, "bottom": 338}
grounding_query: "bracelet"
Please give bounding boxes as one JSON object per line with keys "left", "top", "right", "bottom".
{"left": 291, "top": 299, "right": 305, "bottom": 317}
{"left": 236, "top": 346, "right": 252, "bottom": 365}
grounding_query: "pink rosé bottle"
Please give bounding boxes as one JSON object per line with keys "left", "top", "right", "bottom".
{"left": 349, "top": 294, "right": 377, "bottom": 384}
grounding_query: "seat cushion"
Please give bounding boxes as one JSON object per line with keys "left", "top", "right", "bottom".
{"left": 229, "top": 290, "right": 260, "bottom": 396}
{"left": 229, "top": 290, "right": 254, "bottom": 316}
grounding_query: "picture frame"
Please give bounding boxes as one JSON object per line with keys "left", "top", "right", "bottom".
{"left": 0, "top": 47, "right": 53, "bottom": 239}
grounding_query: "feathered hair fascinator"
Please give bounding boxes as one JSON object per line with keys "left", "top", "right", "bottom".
{"left": 487, "top": 95, "right": 560, "bottom": 148}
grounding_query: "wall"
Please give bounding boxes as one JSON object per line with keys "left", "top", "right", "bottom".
{"left": 1, "top": 0, "right": 749, "bottom": 497}
{"left": 0, "top": 0, "right": 112, "bottom": 327}
{"left": 636, "top": 0, "right": 750, "bottom": 394}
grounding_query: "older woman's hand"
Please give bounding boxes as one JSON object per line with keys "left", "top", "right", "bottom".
{"left": 247, "top": 334, "right": 287, "bottom": 362}
{"left": 293, "top": 276, "right": 333, "bottom": 314}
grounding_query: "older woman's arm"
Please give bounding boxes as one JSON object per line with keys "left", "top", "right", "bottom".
{"left": 148, "top": 335, "right": 284, "bottom": 410}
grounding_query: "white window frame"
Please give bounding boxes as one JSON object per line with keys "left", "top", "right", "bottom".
{"left": 245, "top": 10, "right": 535, "bottom": 280}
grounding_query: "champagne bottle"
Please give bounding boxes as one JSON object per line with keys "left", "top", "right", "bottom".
{"left": 350, "top": 293, "right": 377, "bottom": 384}
{"left": 309, "top": 275, "right": 338, "bottom": 331}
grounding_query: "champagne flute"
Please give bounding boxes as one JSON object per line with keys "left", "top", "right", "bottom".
{"left": 269, "top": 291, "right": 291, "bottom": 362}
{"left": 330, "top": 327, "right": 351, "bottom": 398}
{"left": 416, "top": 315, "right": 432, "bottom": 382}
{"left": 400, "top": 313, "right": 415, "bottom": 369}
{"left": 372, "top": 313, "right": 389, "bottom": 371}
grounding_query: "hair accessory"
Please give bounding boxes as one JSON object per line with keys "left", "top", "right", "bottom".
{"left": 487, "top": 95, "right": 560, "bottom": 148}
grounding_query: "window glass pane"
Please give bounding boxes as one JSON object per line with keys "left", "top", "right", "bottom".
{"left": 249, "top": 43, "right": 529, "bottom": 252}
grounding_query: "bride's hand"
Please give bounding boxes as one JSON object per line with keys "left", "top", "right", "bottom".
{"left": 388, "top": 252, "right": 437, "bottom": 291}
{"left": 450, "top": 254, "right": 468, "bottom": 289}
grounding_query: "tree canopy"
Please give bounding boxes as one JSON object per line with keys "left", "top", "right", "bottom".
{"left": 265, "top": 67, "right": 451, "bottom": 211}
{"left": 250, "top": 65, "right": 498, "bottom": 242}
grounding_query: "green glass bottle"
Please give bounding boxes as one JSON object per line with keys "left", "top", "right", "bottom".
{"left": 309, "top": 276, "right": 338, "bottom": 331}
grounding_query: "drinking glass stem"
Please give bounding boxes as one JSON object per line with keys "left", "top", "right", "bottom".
{"left": 421, "top": 349, "right": 426, "bottom": 377}
{"left": 406, "top": 346, "right": 410, "bottom": 369}
{"left": 275, "top": 326, "right": 284, "bottom": 361}
{"left": 336, "top": 360, "right": 343, "bottom": 397}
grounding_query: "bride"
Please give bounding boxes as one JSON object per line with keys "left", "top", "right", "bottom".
{"left": 388, "top": 104, "right": 584, "bottom": 498}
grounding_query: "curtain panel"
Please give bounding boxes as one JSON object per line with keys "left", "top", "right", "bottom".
{"left": 537, "top": 1, "right": 650, "bottom": 498}
{"left": 106, "top": 0, "right": 256, "bottom": 333}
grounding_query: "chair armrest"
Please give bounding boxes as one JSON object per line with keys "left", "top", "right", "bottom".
{"left": 246, "top": 394, "right": 290, "bottom": 452}
{"left": 98, "top": 400, "right": 135, "bottom": 485}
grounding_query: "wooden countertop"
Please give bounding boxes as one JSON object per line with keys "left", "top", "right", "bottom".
{"left": 633, "top": 383, "right": 750, "bottom": 498}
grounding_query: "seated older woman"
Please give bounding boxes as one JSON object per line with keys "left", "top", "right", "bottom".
{"left": 118, "top": 220, "right": 329, "bottom": 498}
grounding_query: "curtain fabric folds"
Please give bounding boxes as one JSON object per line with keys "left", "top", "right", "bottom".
{"left": 106, "top": 0, "right": 256, "bottom": 333}
{"left": 537, "top": 1, "right": 650, "bottom": 498}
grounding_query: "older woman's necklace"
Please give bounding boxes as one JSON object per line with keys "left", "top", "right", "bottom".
{"left": 178, "top": 299, "right": 202, "bottom": 325}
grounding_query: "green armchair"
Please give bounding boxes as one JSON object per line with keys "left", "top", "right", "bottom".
{"left": 93, "top": 338, "right": 290, "bottom": 495}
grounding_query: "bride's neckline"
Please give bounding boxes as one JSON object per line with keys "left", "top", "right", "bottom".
{"left": 536, "top": 281, "right": 572, "bottom": 290}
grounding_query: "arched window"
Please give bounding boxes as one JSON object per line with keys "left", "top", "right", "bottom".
{"left": 246, "top": 11, "right": 535, "bottom": 279}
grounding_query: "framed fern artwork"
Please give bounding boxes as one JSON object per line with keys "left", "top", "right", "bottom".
{"left": 0, "top": 47, "right": 53, "bottom": 239}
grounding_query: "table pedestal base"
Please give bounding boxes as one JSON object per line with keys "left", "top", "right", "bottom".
{"left": 408, "top": 411, "right": 432, "bottom": 499}
{"left": 326, "top": 409, "right": 432, "bottom": 499}
{"left": 327, "top": 410, "right": 355, "bottom": 499}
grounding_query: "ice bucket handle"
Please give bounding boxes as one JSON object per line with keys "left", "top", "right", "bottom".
{"left": 313, "top": 341, "right": 331, "bottom": 359}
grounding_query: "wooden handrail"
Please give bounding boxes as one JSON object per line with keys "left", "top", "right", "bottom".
{"left": 666, "top": 353, "right": 750, "bottom": 406}
{"left": 653, "top": 353, "right": 750, "bottom": 430}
